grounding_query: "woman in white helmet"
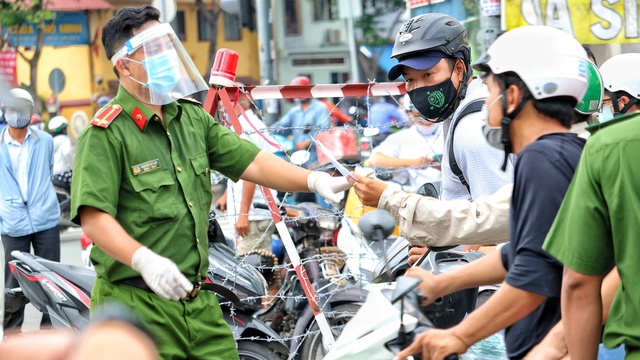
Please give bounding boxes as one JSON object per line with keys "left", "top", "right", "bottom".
{"left": 396, "top": 25, "right": 590, "bottom": 360}
{"left": 48, "top": 115, "right": 74, "bottom": 186}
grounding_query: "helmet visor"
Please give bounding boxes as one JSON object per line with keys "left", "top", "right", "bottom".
{"left": 111, "top": 23, "right": 208, "bottom": 105}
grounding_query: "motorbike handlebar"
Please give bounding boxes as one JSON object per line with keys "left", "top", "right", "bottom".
{"left": 253, "top": 202, "right": 287, "bottom": 216}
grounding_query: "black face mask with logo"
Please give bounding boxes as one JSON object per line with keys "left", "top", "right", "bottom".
{"left": 407, "top": 76, "right": 459, "bottom": 123}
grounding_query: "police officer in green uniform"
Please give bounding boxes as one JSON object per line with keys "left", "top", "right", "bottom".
{"left": 71, "top": 6, "right": 351, "bottom": 359}
{"left": 543, "top": 53, "right": 640, "bottom": 360}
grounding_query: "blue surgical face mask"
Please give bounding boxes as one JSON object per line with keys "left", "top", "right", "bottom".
{"left": 5, "top": 110, "right": 31, "bottom": 129}
{"left": 599, "top": 106, "right": 614, "bottom": 122}
{"left": 481, "top": 95, "right": 504, "bottom": 150}
{"left": 128, "top": 49, "right": 180, "bottom": 94}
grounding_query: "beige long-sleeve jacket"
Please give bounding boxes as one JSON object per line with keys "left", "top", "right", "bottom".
{"left": 378, "top": 184, "right": 512, "bottom": 247}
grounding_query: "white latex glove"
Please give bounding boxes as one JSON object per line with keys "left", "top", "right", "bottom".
{"left": 131, "top": 247, "right": 194, "bottom": 301}
{"left": 307, "top": 171, "right": 352, "bottom": 203}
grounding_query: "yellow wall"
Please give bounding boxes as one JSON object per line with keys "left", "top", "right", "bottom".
{"left": 178, "top": 5, "right": 260, "bottom": 83}
{"left": 92, "top": 5, "right": 261, "bottom": 97}
{"left": 14, "top": 45, "right": 94, "bottom": 121}
{"left": 12, "top": 5, "right": 260, "bottom": 128}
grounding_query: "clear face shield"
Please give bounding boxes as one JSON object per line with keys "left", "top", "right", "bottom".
{"left": 110, "top": 23, "right": 208, "bottom": 105}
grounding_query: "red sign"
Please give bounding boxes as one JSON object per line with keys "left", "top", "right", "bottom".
{"left": 0, "top": 51, "right": 18, "bottom": 88}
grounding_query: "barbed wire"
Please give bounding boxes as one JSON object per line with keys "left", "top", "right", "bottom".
{"left": 210, "top": 85, "right": 440, "bottom": 353}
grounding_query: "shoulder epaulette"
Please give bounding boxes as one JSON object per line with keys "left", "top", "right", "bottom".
{"left": 177, "top": 97, "right": 203, "bottom": 107}
{"left": 91, "top": 104, "right": 122, "bottom": 128}
{"left": 586, "top": 112, "right": 638, "bottom": 135}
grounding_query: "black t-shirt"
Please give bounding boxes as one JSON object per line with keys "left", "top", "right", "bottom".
{"left": 500, "top": 132, "right": 585, "bottom": 359}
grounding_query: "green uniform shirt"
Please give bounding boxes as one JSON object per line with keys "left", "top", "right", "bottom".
{"left": 543, "top": 113, "right": 640, "bottom": 349}
{"left": 71, "top": 86, "right": 260, "bottom": 283}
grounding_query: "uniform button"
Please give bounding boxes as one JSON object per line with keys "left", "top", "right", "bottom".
{"left": 189, "top": 201, "right": 193, "bottom": 207}
{"left": 196, "top": 238, "right": 200, "bottom": 244}
{"left": 136, "top": 114, "right": 142, "bottom": 121}
{"left": 198, "top": 272, "right": 201, "bottom": 278}
{"left": 167, "top": 131, "right": 171, "bottom": 136}
{"left": 177, "top": 166, "right": 182, "bottom": 172}
{"left": 205, "top": 167, "right": 209, "bottom": 173}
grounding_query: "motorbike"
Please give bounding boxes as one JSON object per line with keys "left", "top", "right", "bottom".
{"left": 5, "top": 250, "right": 289, "bottom": 360}
{"left": 323, "top": 276, "right": 458, "bottom": 360}
{"left": 336, "top": 208, "right": 399, "bottom": 283}
{"left": 238, "top": 204, "right": 367, "bottom": 359}
{"left": 362, "top": 208, "right": 484, "bottom": 330}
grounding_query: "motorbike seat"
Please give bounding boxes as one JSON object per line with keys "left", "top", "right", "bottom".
{"left": 36, "top": 259, "right": 96, "bottom": 293}
{"left": 52, "top": 177, "right": 71, "bottom": 193}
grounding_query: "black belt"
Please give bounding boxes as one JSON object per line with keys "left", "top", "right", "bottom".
{"left": 628, "top": 345, "right": 640, "bottom": 353}
{"left": 117, "top": 277, "right": 240, "bottom": 304}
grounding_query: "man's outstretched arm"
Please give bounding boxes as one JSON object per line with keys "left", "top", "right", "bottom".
{"left": 349, "top": 172, "right": 511, "bottom": 247}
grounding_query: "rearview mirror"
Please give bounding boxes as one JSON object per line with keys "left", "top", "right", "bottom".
{"left": 290, "top": 150, "right": 310, "bottom": 166}
{"left": 362, "top": 127, "right": 380, "bottom": 137}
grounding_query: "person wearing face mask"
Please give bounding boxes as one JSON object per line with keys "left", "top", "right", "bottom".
{"left": 597, "top": 53, "right": 640, "bottom": 123}
{"left": 366, "top": 94, "right": 443, "bottom": 192}
{"left": 394, "top": 26, "right": 590, "bottom": 360}
{"left": 352, "top": 13, "right": 513, "bottom": 207}
{"left": 349, "top": 14, "right": 513, "bottom": 253}
{"left": 269, "top": 75, "right": 331, "bottom": 204}
{"left": 386, "top": 13, "right": 513, "bottom": 202}
{"left": 70, "top": 6, "right": 350, "bottom": 359}
{"left": 1, "top": 88, "right": 61, "bottom": 334}
{"left": 269, "top": 76, "right": 330, "bottom": 167}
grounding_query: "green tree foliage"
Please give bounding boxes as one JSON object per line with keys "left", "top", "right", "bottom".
{"left": 354, "top": 0, "right": 406, "bottom": 81}
{"left": 0, "top": 0, "right": 55, "bottom": 111}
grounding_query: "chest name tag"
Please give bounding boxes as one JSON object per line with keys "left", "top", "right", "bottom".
{"left": 132, "top": 159, "right": 161, "bottom": 175}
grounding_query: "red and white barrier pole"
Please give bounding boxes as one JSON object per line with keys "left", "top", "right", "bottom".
{"left": 206, "top": 49, "right": 336, "bottom": 351}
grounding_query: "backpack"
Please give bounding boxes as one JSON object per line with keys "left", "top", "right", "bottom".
{"left": 448, "top": 98, "right": 486, "bottom": 195}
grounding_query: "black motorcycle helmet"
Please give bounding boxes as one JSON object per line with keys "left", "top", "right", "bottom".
{"left": 388, "top": 13, "right": 473, "bottom": 124}
{"left": 388, "top": 13, "right": 471, "bottom": 81}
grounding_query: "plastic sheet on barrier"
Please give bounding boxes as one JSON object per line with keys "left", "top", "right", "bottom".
{"left": 315, "top": 128, "right": 359, "bottom": 166}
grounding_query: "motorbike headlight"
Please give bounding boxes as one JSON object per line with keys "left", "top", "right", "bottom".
{"left": 317, "top": 216, "right": 338, "bottom": 231}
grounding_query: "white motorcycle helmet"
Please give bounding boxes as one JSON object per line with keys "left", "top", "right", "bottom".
{"left": 473, "top": 25, "right": 589, "bottom": 104}
{"left": 599, "top": 53, "right": 640, "bottom": 99}
{"left": 48, "top": 115, "right": 68, "bottom": 133}
{"left": 6, "top": 88, "right": 35, "bottom": 109}
{"left": 599, "top": 53, "right": 640, "bottom": 116}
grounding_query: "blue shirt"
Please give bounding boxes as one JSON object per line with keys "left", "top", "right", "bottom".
{"left": 369, "top": 101, "right": 407, "bottom": 134}
{"left": 270, "top": 99, "right": 330, "bottom": 166}
{"left": 0, "top": 127, "right": 60, "bottom": 236}
{"left": 5, "top": 127, "right": 32, "bottom": 200}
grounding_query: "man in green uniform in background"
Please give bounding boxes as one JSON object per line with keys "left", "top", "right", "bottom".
{"left": 71, "top": 6, "right": 350, "bottom": 359}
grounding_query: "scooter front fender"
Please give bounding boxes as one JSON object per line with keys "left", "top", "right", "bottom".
{"left": 223, "top": 310, "right": 289, "bottom": 356}
{"left": 289, "top": 283, "right": 368, "bottom": 355}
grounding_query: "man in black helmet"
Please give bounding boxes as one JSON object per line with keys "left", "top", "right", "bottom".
{"left": 350, "top": 13, "right": 512, "bottom": 250}
{"left": 386, "top": 13, "right": 512, "bottom": 201}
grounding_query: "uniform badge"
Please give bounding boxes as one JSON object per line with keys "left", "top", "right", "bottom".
{"left": 131, "top": 106, "right": 148, "bottom": 131}
{"left": 91, "top": 104, "right": 122, "bottom": 128}
{"left": 131, "top": 159, "right": 161, "bottom": 175}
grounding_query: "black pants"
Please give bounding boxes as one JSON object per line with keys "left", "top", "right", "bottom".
{"left": 2, "top": 226, "right": 60, "bottom": 332}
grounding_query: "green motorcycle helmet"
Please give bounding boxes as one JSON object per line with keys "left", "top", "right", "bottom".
{"left": 575, "top": 60, "right": 603, "bottom": 115}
